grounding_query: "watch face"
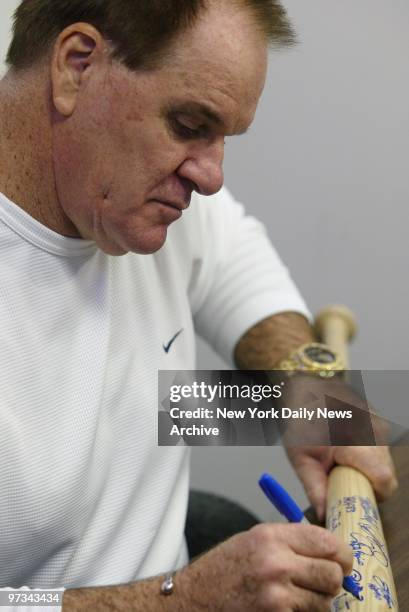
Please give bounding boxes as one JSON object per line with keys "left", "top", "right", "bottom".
{"left": 304, "top": 345, "right": 336, "bottom": 364}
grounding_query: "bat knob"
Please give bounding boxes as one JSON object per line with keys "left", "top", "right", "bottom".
{"left": 315, "top": 305, "right": 357, "bottom": 342}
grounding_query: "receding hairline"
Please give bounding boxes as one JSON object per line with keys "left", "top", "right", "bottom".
{"left": 6, "top": 0, "right": 296, "bottom": 73}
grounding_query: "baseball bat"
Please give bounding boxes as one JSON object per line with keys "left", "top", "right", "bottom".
{"left": 315, "top": 305, "right": 399, "bottom": 611}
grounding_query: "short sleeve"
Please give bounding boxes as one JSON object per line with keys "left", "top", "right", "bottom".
{"left": 188, "top": 187, "right": 311, "bottom": 365}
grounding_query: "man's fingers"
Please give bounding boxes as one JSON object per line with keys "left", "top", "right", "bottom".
{"left": 292, "top": 555, "right": 344, "bottom": 596}
{"left": 292, "top": 585, "right": 334, "bottom": 612}
{"left": 335, "top": 446, "right": 398, "bottom": 500}
{"left": 273, "top": 583, "right": 333, "bottom": 612}
{"left": 278, "top": 524, "right": 353, "bottom": 575}
{"left": 371, "top": 447, "right": 399, "bottom": 500}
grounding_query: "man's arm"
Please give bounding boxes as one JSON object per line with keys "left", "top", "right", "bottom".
{"left": 62, "top": 524, "right": 352, "bottom": 611}
{"left": 234, "top": 312, "right": 314, "bottom": 369}
{"left": 233, "top": 311, "right": 398, "bottom": 520}
{"left": 62, "top": 312, "right": 352, "bottom": 611}
{"left": 62, "top": 570, "right": 189, "bottom": 612}
{"left": 62, "top": 575, "right": 173, "bottom": 611}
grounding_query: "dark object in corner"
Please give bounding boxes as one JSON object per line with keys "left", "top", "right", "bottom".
{"left": 185, "top": 490, "right": 260, "bottom": 559}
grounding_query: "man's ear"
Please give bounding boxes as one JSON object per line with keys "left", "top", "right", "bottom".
{"left": 51, "top": 23, "right": 108, "bottom": 117}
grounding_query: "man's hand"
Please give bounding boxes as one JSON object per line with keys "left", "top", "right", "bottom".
{"left": 178, "top": 523, "right": 352, "bottom": 611}
{"left": 287, "top": 446, "right": 399, "bottom": 521}
{"left": 63, "top": 524, "right": 352, "bottom": 611}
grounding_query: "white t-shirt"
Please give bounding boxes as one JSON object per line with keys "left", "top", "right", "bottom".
{"left": 0, "top": 187, "right": 309, "bottom": 592}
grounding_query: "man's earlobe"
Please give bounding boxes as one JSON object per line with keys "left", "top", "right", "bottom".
{"left": 51, "top": 24, "right": 103, "bottom": 117}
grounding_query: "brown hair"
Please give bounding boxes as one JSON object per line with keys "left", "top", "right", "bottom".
{"left": 6, "top": 0, "right": 295, "bottom": 72}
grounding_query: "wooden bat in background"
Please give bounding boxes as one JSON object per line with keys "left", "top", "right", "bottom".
{"left": 315, "top": 305, "right": 399, "bottom": 611}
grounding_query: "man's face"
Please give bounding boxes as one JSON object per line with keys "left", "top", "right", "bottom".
{"left": 52, "top": 3, "right": 268, "bottom": 255}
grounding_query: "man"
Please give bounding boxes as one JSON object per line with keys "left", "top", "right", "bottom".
{"left": 0, "top": 1, "right": 397, "bottom": 610}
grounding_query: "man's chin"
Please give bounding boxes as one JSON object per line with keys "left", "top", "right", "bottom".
{"left": 96, "top": 225, "right": 169, "bottom": 256}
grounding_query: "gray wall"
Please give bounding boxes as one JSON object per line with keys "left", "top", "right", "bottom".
{"left": 1, "top": 1, "right": 408, "bottom": 521}
{"left": 193, "top": 0, "right": 409, "bottom": 521}
{"left": 0, "top": 0, "right": 16, "bottom": 72}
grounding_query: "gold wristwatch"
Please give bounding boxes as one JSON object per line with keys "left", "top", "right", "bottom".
{"left": 277, "top": 343, "right": 344, "bottom": 378}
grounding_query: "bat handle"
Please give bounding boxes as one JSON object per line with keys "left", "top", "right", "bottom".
{"left": 315, "top": 305, "right": 357, "bottom": 368}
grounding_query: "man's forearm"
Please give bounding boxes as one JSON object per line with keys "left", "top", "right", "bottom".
{"left": 234, "top": 312, "right": 314, "bottom": 369}
{"left": 63, "top": 575, "right": 181, "bottom": 612}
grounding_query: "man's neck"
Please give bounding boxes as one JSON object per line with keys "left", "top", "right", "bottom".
{"left": 0, "top": 69, "right": 80, "bottom": 237}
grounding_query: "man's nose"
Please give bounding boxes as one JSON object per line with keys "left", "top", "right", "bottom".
{"left": 177, "top": 139, "right": 224, "bottom": 196}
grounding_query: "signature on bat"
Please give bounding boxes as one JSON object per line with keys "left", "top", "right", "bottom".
{"left": 343, "top": 497, "right": 389, "bottom": 568}
{"left": 350, "top": 517, "right": 389, "bottom": 568}
{"left": 332, "top": 592, "right": 352, "bottom": 611}
{"left": 331, "top": 496, "right": 394, "bottom": 611}
{"left": 343, "top": 496, "right": 356, "bottom": 513}
{"left": 359, "top": 496, "right": 379, "bottom": 526}
{"left": 368, "top": 575, "right": 395, "bottom": 608}
{"left": 328, "top": 496, "right": 380, "bottom": 534}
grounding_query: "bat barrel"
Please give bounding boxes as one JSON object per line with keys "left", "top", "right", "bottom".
{"left": 314, "top": 306, "right": 399, "bottom": 610}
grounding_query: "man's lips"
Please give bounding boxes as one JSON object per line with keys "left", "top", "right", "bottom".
{"left": 147, "top": 198, "right": 190, "bottom": 211}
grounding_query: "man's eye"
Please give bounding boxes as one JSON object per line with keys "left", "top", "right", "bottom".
{"left": 172, "top": 118, "right": 207, "bottom": 140}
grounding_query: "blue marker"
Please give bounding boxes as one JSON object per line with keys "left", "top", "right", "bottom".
{"left": 258, "top": 473, "right": 363, "bottom": 601}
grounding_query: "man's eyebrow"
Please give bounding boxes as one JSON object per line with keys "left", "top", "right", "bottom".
{"left": 166, "top": 102, "right": 250, "bottom": 136}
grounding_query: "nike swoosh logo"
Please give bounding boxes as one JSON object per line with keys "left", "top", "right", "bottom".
{"left": 163, "top": 329, "right": 184, "bottom": 353}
